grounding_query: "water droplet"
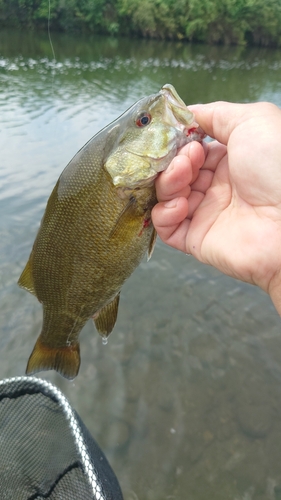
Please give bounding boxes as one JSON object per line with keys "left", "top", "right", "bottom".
{"left": 102, "top": 336, "right": 108, "bottom": 346}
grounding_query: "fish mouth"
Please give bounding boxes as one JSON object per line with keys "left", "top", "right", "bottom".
{"left": 160, "top": 84, "right": 187, "bottom": 108}
{"left": 160, "top": 84, "right": 206, "bottom": 141}
{"left": 160, "top": 84, "right": 194, "bottom": 131}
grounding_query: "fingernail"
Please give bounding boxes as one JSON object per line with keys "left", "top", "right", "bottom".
{"left": 164, "top": 198, "right": 178, "bottom": 208}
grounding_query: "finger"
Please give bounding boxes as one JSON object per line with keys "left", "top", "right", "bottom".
{"left": 187, "top": 191, "right": 205, "bottom": 219}
{"left": 189, "top": 102, "right": 251, "bottom": 145}
{"left": 201, "top": 141, "right": 227, "bottom": 172}
{"left": 190, "top": 169, "right": 214, "bottom": 194}
{"left": 152, "top": 197, "right": 189, "bottom": 252}
{"left": 155, "top": 141, "right": 205, "bottom": 202}
{"left": 176, "top": 140, "right": 206, "bottom": 183}
{"left": 156, "top": 155, "right": 192, "bottom": 202}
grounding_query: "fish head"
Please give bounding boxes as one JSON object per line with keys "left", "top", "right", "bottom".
{"left": 105, "top": 84, "right": 204, "bottom": 188}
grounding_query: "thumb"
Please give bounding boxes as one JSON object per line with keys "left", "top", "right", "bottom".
{"left": 188, "top": 101, "right": 252, "bottom": 145}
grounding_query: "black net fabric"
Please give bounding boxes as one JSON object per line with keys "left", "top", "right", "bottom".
{"left": 0, "top": 377, "right": 123, "bottom": 500}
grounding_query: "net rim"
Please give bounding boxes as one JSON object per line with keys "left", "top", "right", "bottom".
{"left": 0, "top": 376, "right": 106, "bottom": 500}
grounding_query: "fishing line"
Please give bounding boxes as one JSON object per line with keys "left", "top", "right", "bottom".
{"left": 48, "top": 0, "right": 56, "bottom": 94}
{"left": 48, "top": 0, "right": 56, "bottom": 61}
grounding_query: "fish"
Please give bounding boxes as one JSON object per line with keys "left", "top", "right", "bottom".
{"left": 18, "top": 84, "right": 205, "bottom": 380}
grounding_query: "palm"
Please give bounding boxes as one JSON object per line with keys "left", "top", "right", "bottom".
{"left": 153, "top": 102, "right": 281, "bottom": 295}
{"left": 191, "top": 165, "right": 275, "bottom": 291}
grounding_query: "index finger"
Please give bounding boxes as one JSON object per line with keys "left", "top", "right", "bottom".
{"left": 155, "top": 140, "right": 205, "bottom": 202}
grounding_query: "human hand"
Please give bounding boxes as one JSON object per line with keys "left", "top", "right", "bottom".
{"left": 152, "top": 101, "right": 281, "bottom": 314}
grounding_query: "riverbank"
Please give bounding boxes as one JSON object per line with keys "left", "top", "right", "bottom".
{"left": 0, "top": 0, "right": 281, "bottom": 47}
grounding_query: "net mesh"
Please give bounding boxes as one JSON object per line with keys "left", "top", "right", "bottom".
{"left": 0, "top": 377, "right": 123, "bottom": 500}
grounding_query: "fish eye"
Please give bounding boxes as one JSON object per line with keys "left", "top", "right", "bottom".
{"left": 136, "top": 112, "right": 151, "bottom": 127}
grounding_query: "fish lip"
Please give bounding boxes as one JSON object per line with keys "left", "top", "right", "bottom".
{"left": 160, "top": 84, "right": 187, "bottom": 108}
{"left": 186, "top": 125, "right": 206, "bottom": 142}
{"left": 160, "top": 84, "right": 194, "bottom": 128}
{"left": 160, "top": 85, "right": 206, "bottom": 140}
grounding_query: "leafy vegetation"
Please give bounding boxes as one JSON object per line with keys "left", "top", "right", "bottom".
{"left": 0, "top": 0, "right": 281, "bottom": 46}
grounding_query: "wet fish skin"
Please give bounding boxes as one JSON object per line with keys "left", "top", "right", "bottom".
{"left": 18, "top": 84, "right": 204, "bottom": 380}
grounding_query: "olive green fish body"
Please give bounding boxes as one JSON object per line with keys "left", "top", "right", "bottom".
{"left": 18, "top": 84, "right": 204, "bottom": 379}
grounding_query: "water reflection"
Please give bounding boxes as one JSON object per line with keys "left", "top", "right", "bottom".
{"left": 1, "top": 29, "right": 281, "bottom": 499}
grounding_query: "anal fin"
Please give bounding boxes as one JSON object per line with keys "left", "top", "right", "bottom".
{"left": 18, "top": 259, "right": 37, "bottom": 297}
{"left": 94, "top": 293, "right": 120, "bottom": 338}
{"left": 26, "top": 335, "right": 80, "bottom": 380}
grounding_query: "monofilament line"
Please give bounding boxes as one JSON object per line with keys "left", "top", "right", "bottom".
{"left": 48, "top": 0, "right": 56, "bottom": 61}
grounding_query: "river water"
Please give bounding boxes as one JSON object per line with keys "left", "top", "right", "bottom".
{"left": 1, "top": 29, "right": 281, "bottom": 500}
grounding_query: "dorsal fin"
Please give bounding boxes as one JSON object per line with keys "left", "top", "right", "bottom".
{"left": 93, "top": 293, "right": 120, "bottom": 338}
{"left": 18, "top": 259, "right": 37, "bottom": 297}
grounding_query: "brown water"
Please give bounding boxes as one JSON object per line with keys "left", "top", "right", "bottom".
{"left": 1, "top": 29, "right": 281, "bottom": 499}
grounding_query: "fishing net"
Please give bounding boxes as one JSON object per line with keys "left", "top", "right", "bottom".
{"left": 0, "top": 376, "right": 123, "bottom": 500}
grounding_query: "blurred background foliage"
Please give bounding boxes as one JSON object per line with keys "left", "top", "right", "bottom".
{"left": 0, "top": 0, "right": 280, "bottom": 46}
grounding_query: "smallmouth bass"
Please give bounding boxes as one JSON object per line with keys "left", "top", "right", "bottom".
{"left": 18, "top": 84, "right": 204, "bottom": 379}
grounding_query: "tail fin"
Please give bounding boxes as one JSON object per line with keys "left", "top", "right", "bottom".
{"left": 26, "top": 336, "right": 80, "bottom": 380}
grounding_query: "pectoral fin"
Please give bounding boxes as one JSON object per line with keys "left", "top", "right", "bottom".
{"left": 109, "top": 198, "right": 135, "bottom": 239}
{"left": 94, "top": 293, "right": 120, "bottom": 338}
{"left": 148, "top": 228, "right": 157, "bottom": 261}
{"left": 18, "top": 259, "right": 37, "bottom": 297}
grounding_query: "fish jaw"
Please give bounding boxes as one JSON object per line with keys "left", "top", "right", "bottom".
{"left": 160, "top": 84, "right": 194, "bottom": 130}
{"left": 160, "top": 84, "right": 206, "bottom": 142}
